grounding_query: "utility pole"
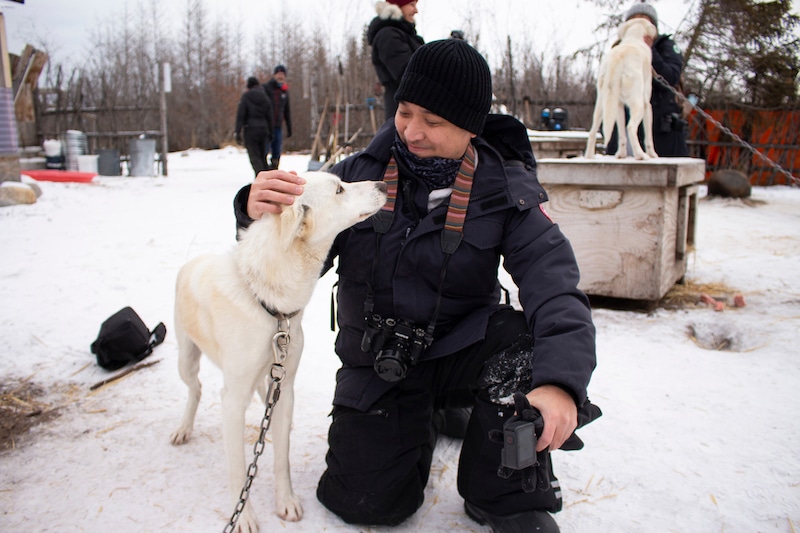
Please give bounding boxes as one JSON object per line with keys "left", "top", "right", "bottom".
{"left": 160, "top": 62, "right": 170, "bottom": 176}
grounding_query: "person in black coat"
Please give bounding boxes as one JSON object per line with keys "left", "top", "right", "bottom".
{"left": 234, "top": 76, "right": 273, "bottom": 175}
{"left": 606, "top": 2, "right": 689, "bottom": 157}
{"left": 235, "top": 40, "right": 600, "bottom": 532}
{"left": 262, "top": 65, "right": 292, "bottom": 170}
{"left": 367, "top": 0, "right": 424, "bottom": 121}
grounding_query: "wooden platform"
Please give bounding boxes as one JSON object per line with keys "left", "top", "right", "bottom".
{"left": 528, "top": 130, "right": 599, "bottom": 159}
{"left": 537, "top": 156, "right": 705, "bottom": 301}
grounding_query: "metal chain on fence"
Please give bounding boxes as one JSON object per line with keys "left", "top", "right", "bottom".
{"left": 652, "top": 71, "right": 799, "bottom": 187}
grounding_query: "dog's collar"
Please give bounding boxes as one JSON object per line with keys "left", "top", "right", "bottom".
{"left": 259, "top": 300, "right": 300, "bottom": 321}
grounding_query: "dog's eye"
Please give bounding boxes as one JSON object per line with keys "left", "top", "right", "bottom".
{"left": 336, "top": 185, "right": 344, "bottom": 194}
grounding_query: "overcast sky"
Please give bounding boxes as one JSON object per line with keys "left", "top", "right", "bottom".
{"left": 2, "top": 0, "right": 705, "bottom": 72}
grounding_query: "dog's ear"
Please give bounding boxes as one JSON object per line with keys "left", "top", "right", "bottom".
{"left": 296, "top": 204, "right": 314, "bottom": 241}
{"left": 618, "top": 19, "right": 631, "bottom": 40}
{"left": 279, "top": 203, "right": 313, "bottom": 248}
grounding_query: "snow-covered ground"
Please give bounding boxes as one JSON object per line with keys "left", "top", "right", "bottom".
{"left": 1, "top": 147, "right": 799, "bottom": 532}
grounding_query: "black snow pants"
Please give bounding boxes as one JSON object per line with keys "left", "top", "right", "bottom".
{"left": 316, "top": 307, "right": 563, "bottom": 526}
{"left": 243, "top": 126, "right": 271, "bottom": 175}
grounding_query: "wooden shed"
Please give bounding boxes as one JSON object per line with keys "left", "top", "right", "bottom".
{"left": 537, "top": 157, "right": 705, "bottom": 302}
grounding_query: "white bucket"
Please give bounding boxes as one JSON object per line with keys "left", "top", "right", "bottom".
{"left": 43, "top": 139, "right": 62, "bottom": 157}
{"left": 77, "top": 154, "right": 99, "bottom": 173}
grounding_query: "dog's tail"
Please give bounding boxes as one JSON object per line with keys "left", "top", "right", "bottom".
{"left": 600, "top": 75, "right": 620, "bottom": 143}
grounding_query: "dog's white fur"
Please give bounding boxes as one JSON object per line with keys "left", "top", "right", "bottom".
{"left": 585, "top": 17, "right": 659, "bottom": 160}
{"left": 170, "top": 172, "right": 387, "bottom": 532}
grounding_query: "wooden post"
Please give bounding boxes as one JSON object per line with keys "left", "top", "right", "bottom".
{"left": 310, "top": 97, "right": 328, "bottom": 162}
{"left": 0, "top": 9, "right": 21, "bottom": 182}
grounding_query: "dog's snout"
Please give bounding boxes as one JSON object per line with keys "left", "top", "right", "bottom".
{"left": 375, "top": 181, "right": 387, "bottom": 193}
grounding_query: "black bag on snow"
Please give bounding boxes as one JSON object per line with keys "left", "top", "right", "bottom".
{"left": 90, "top": 307, "right": 167, "bottom": 370}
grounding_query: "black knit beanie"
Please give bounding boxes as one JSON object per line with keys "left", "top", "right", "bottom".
{"left": 395, "top": 39, "right": 492, "bottom": 135}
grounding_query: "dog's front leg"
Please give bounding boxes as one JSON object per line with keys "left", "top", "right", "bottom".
{"left": 221, "top": 382, "right": 260, "bottom": 533}
{"left": 270, "top": 371, "right": 303, "bottom": 521}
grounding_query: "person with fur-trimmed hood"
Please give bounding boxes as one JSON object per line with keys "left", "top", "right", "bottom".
{"left": 367, "top": 0, "right": 424, "bottom": 121}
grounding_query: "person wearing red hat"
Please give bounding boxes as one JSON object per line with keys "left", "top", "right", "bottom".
{"left": 367, "top": 1, "right": 424, "bottom": 121}
{"left": 263, "top": 65, "right": 293, "bottom": 170}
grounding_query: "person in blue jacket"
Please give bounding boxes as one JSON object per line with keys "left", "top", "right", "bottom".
{"left": 234, "top": 39, "right": 599, "bottom": 533}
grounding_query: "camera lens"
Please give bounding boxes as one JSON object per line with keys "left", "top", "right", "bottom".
{"left": 374, "top": 349, "right": 407, "bottom": 382}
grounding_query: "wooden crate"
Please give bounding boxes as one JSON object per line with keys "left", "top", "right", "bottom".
{"left": 529, "top": 130, "right": 599, "bottom": 160}
{"left": 536, "top": 157, "right": 705, "bottom": 301}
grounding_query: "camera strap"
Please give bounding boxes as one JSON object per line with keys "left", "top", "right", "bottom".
{"left": 364, "top": 143, "right": 477, "bottom": 332}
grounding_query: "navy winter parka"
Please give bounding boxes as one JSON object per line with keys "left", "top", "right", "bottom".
{"left": 651, "top": 33, "right": 684, "bottom": 120}
{"left": 234, "top": 116, "right": 596, "bottom": 412}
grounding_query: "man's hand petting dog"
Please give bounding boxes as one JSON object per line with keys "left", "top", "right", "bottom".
{"left": 248, "top": 170, "right": 306, "bottom": 218}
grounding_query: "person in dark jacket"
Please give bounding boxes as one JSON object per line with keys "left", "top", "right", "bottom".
{"left": 234, "top": 40, "right": 599, "bottom": 532}
{"left": 262, "top": 65, "right": 292, "bottom": 169}
{"left": 606, "top": 2, "right": 689, "bottom": 157}
{"left": 367, "top": 0, "right": 424, "bottom": 121}
{"left": 235, "top": 76, "right": 274, "bottom": 175}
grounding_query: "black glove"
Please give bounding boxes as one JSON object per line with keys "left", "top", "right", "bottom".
{"left": 489, "top": 392, "right": 602, "bottom": 493}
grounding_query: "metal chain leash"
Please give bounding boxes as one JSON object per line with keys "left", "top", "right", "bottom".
{"left": 223, "top": 316, "right": 292, "bottom": 533}
{"left": 652, "top": 71, "right": 799, "bottom": 186}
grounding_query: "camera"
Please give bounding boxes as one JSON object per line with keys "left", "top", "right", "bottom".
{"left": 361, "top": 315, "right": 432, "bottom": 382}
{"left": 660, "top": 112, "right": 687, "bottom": 133}
{"left": 501, "top": 419, "right": 538, "bottom": 470}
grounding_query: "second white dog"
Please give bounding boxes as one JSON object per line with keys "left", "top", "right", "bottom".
{"left": 585, "top": 17, "right": 659, "bottom": 160}
{"left": 170, "top": 172, "right": 387, "bottom": 532}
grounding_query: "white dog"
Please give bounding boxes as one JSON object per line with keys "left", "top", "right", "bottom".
{"left": 585, "top": 17, "right": 659, "bottom": 160}
{"left": 170, "top": 172, "right": 387, "bottom": 532}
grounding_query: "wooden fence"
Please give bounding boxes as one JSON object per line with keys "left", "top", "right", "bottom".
{"left": 686, "top": 108, "right": 800, "bottom": 186}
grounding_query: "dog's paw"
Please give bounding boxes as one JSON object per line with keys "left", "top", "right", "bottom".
{"left": 276, "top": 492, "right": 303, "bottom": 522}
{"left": 169, "top": 427, "right": 192, "bottom": 445}
{"left": 233, "top": 507, "right": 260, "bottom": 533}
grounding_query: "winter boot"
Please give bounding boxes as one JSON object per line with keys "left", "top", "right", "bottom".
{"left": 464, "top": 500, "right": 560, "bottom": 533}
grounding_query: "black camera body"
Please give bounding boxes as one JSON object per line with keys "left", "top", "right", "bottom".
{"left": 501, "top": 419, "right": 538, "bottom": 470}
{"left": 361, "top": 314, "right": 432, "bottom": 382}
{"left": 660, "top": 112, "right": 688, "bottom": 133}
